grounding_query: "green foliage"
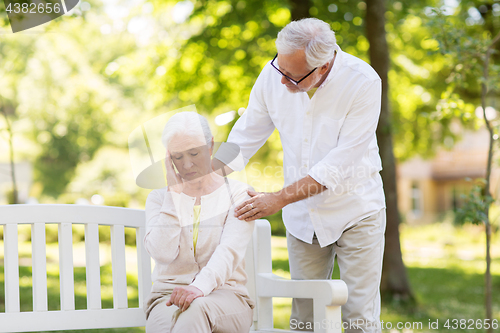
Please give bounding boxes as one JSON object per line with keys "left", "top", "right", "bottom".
{"left": 0, "top": 1, "right": 139, "bottom": 198}
{"left": 427, "top": 2, "right": 500, "bottom": 106}
{"left": 268, "top": 210, "right": 285, "bottom": 236}
{"left": 0, "top": 0, "right": 9, "bottom": 28}
{"left": 114, "top": 0, "right": 466, "bottom": 184}
{"left": 455, "top": 180, "right": 494, "bottom": 226}
{"left": 2, "top": 0, "right": 498, "bottom": 204}
{"left": 33, "top": 112, "right": 109, "bottom": 197}
{"left": 429, "top": 6, "right": 500, "bottom": 93}
{"left": 385, "top": 1, "right": 474, "bottom": 159}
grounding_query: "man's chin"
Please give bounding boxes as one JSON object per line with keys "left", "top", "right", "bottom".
{"left": 286, "top": 86, "right": 302, "bottom": 94}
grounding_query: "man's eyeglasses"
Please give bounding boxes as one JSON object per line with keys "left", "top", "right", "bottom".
{"left": 270, "top": 54, "right": 317, "bottom": 86}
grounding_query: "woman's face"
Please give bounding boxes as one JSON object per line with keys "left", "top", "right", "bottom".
{"left": 168, "top": 133, "right": 213, "bottom": 182}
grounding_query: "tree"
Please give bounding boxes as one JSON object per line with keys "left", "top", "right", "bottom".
{"left": 366, "top": 0, "right": 414, "bottom": 302}
{"left": 431, "top": 7, "right": 500, "bottom": 330}
{"left": 289, "top": 0, "right": 310, "bottom": 20}
{"left": 0, "top": 34, "right": 35, "bottom": 204}
{"left": 0, "top": 3, "right": 139, "bottom": 198}
{"left": 0, "top": 99, "right": 18, "bottom": 204}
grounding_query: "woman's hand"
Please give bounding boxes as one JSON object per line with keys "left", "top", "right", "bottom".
{"left": 165, "top": 150, "right": 183, "bottom": 193}
{"left": 166, "top": 285, "right": 204, "bottom": 311}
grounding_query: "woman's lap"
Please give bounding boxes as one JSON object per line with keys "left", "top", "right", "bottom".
{"left": 146, "top": 289, "right": 253, "bottom": 333}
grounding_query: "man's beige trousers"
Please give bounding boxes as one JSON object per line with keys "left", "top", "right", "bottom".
{"left": 146, "top": 289, "right": 253, "bottom": 333}
{"left": 287, "top": 209, "right": 386, "bottom": 333}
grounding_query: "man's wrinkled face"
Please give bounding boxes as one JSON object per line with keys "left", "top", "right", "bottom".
{"left": 276, "top": 49, "right": 323, "bottom": 93}
{"left": 168, "top": 133, "right": 213, "bottom": 182}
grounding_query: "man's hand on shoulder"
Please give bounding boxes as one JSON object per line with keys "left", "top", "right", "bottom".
{"left": 234, "top": 176, "right": 327, "bottom": 221}
{"left": 234, "top": 190, "right": 286, "bottom": 222}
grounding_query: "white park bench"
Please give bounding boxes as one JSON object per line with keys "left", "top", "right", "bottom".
{"left": 0, "top": 204, "right": 348, "bottom": 333}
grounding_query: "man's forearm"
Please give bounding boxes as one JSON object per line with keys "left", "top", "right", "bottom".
{"left": 276, "top": 175, "right": 327, "bottom": 206}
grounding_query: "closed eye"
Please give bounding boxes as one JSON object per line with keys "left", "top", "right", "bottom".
{"left": 190, "top": 153, "right": 198, "bottom": 156}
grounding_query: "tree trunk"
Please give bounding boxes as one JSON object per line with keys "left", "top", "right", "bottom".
{"left": 485, "top": 221, "right": 492, "bottom": 332}
{"left": 0, "top": 105, "right": 19, "bottom": 204}
{"left": 480, "top": 30, "right": 500, "bottom": 331}
{"left": 289, "top": 0, "right": 311, "bottom": 20}
{"left": 365, "top": 0, "right": 414, "bottom": 301}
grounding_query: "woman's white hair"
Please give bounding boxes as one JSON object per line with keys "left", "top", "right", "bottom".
{"left": 161, "top": 112, "right": 213, "bottom": 148}
{"left": 275, "top": 18, "right": 337, "bottom": 69}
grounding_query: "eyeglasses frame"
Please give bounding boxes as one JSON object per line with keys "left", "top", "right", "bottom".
{"left": 270, "top": 53, "right": 318, "bottom": 86}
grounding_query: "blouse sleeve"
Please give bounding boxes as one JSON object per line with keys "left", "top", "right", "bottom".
{"left": 189, "top": 185, "right": 255, "bottom": 296}
{"left": 143, "top": 189, "right": 182, "bottom": 265}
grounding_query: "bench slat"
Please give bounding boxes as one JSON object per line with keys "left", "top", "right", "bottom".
{"left": 0, "top": 308, "right": 146, "bottom": 332}
{"left": 111, "top": 224, "right": 128, "bottom": 309}
{"left": 4, "top": 224, "right": 20, "bottom": 313}
{"left": 136, "top": 226, "right": 152, "bottom": 308}
{"left": 0, "top": 204, "right": 145, "bottom": 227}
{"left": 32, "top": 223, "right": 48, "bottom": 312}
{"left": 58, "top": 222, "right": 75, "bottom": 311}
{"left": 85, "top": 223, "right": 102, "bottom": 310}
{"left": 0, "top": 205, "right": 346, "bottom": 333}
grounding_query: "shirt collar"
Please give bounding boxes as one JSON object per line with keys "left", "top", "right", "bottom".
{"left": 318, "top": 44, "right": 342, "bottom": 88}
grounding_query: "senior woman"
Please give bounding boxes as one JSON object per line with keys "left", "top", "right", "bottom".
{"left": 144, "top": 112, "right": 255, "bottom": 333}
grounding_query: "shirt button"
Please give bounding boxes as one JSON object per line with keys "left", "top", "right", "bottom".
{"left": 303, "top": 164, "right": 307, "bottom": 168}
{"left": 304, "top": 138, "right": 308, "bottom": 142}
{"left": 310, "top": 209, "right": 315, "bottom": 212}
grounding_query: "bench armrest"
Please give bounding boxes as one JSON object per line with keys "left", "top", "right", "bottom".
{"left": 255, "top": 273, "right": 347, "bottom": 333}
{"left": 257, "top": 273, "right": 348, "bottom": 305}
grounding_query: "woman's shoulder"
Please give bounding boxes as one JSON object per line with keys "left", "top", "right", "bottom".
{"left": 225, "top": 178, "right": 253, "bottom": 193}
{"left": 146, "top": 187, "right": 169, "bottom": 202}
{"left": 223, "top": 178, "right": 253, "bottom": 205}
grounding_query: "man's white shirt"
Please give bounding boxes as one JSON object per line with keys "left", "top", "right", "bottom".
{"left": 225, "top": 45, "right": 386, "bottom": 247}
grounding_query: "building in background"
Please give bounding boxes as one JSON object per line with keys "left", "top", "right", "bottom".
{"left": 397, "top": 126, "right": 498, "bottom": 225}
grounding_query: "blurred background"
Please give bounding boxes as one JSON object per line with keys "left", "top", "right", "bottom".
{"left": 1, "top": 0, "right": 499, "bottom": 331}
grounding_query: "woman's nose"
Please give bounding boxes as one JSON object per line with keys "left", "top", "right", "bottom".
{"left": 183, "top": 159, "right": 194, "bottom": 169}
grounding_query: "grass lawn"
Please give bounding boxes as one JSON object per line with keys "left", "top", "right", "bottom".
{"left": 1, "top": 221, "right": 499, "bottom": 332}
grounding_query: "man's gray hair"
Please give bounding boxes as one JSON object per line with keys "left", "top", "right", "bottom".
{"left": 162, "top": 111, "right": 213, "bottom": 148}
{"left": 276, "top": 18, "right": 337, "bottom": 69}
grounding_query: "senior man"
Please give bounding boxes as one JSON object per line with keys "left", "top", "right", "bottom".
{"left": 214, "top": 18, "right": 386, "bottom": 333}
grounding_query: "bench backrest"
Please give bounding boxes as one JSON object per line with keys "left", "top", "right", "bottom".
{"left": 0, "top": 204, "right": 267, "bottom": 332}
